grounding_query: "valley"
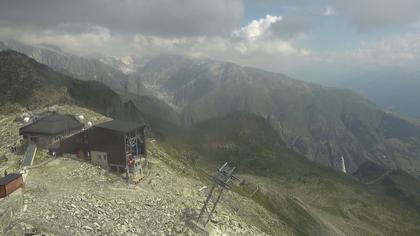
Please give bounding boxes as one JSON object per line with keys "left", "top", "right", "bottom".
{"left": 132, "top": 55, "right": 420, "bottom": 177}
{"left": 3, "top": 43, "right": 420, "bottom": 177}
{"left": 2, "top": 1, "right": 420, "bottom": 235}
{"left": 1, "top": 48, "right": 420, "bottom": 235}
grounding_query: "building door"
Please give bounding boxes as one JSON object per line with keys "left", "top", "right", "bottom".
{"left": 75, "top": 149, "right": 90, "bottom": 161}
{"left": 91, "top": 151, "right": 108, "bottom": 167}
{"left": 30, "top": 136, "right": 38, "bottom": 143}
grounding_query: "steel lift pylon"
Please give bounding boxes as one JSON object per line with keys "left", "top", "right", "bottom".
{"left": 196, "top": 162, "right": 243, "bottom": 227}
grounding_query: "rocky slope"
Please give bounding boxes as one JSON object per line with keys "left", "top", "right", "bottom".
{"left": 2, "top": 106, "right": 420, "bottom": 235}
{"left": 3, "top": 43, "right": 420, "bottom": 177}
{"left": 98, "top": 55, "right": 150, "bottom": 75}
{"left": 0, "top": 50, "right": 145, "bottom": 123}
{"left": 1, "top": 52, "right": 420, "bottom": 234}
{"left": 146, "top": 112, "right": 420, "bottom": 235}
{"left": 0, "top": 41, "right": 184, "bottom": 126}
{"left": 134, "top": 55, "right": 420, "bottom": 176}
{"left": 4, "top": 147, "right": 276, "bottom": 236}
{"left": 0, "top": 40, "right": 147, "bottom": 95}
{"left": 0, "top": 106, "right": 285, "bottom": 235}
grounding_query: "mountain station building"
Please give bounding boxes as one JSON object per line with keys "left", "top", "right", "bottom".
{"left": 58, "top": 120, "right": 147, "bottom": 180}
{"left": 19, "top": 113, "right": 84, "bottom": 148}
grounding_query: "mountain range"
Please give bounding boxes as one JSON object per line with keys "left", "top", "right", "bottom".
{"left": 133, "top": 55, "right": 420, "bottom": 177}
{"left": 2, "top": 41, "right": 420, "bottom": 178}
{"left": 1, "top": 49, "right": 420, "bottom": 235}
{"left": 0, "top": 50, "right": 145, "bottom": 123}
{"left": 0, "top": 40, "right": 147, "bottom": 95}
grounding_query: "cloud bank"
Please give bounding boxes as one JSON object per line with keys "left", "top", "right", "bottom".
{"left": 0, "top": 0, "right": 419, "bottom": 85}
{"left": 0, "top": 0, "right": 244, "bottom": 37}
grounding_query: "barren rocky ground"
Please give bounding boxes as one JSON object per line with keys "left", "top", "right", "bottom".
{"left": 4, "top": 143, "right": 282, "bottom": 235}
{"left": 1, "top": 105, "right": 285, "bottom": 236}
{"left": 4, "top": 105, "right": 418, "bottom": 235}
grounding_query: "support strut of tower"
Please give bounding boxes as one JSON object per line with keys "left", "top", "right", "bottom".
{"left": 196, "top": 162, "right": 243, "bottom": 227}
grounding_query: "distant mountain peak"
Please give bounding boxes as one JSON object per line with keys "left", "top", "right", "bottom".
{"left": 36, "top": 43, "right": 62, "bottom": 52}
{"left": 132, "top": 54, "right": 420, "bottom": 175}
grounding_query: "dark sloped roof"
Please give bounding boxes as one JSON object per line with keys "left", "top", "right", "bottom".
{"left": 94, "top": 120, "right": 145, "bottom": 133}
{"left": 0, "top": 173, "right": 22, "bottom": 186}
{"left": 19, "top": 113, "right": 84, "bottom": 135}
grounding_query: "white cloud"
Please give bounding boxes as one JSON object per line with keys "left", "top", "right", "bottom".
{"left": 0, "top": 25, "right": 129, "bottom": 56}
{"left": 348, "top": 33, "right": 420, "bottom": 66}
{"left": 232, "top": 39, "right": 298, "bottom": 55}
{"left": 323, "top": 6, "right": 336, "bottom": 16}
{"left": 0, "top": 0, "right": 244, "bottom": 37}
{"left": 1, "top": 0, "right": 420, "bottom": 92}
{"left": 3, "top": 8, "right": 418, "bottom": 87}
{"left": 231, "top": 14, "right": 282, "bottom": 41}
{"left": 300, "top": 49, "right": 311, "bottom": 56}
{"left": 0, "top": 12, "right": 311, "bottom": 67}
{"left": 127, "top": 15, "right": 306, "bottom": 57}
{"left": 227, "top": 15, "right": 312, "bottom": 56}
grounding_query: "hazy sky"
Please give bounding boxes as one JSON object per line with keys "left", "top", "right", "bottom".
{"left": 0, "top": 0, "right": 419, "bottom": 83}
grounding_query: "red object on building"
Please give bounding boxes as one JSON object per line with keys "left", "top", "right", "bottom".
{"left": 128, "top": 157, "right": 135, "bottom": 167}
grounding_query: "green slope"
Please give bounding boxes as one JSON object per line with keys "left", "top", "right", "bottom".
{"left": 157, "top": 111, "right": 420, "bottom": 235}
